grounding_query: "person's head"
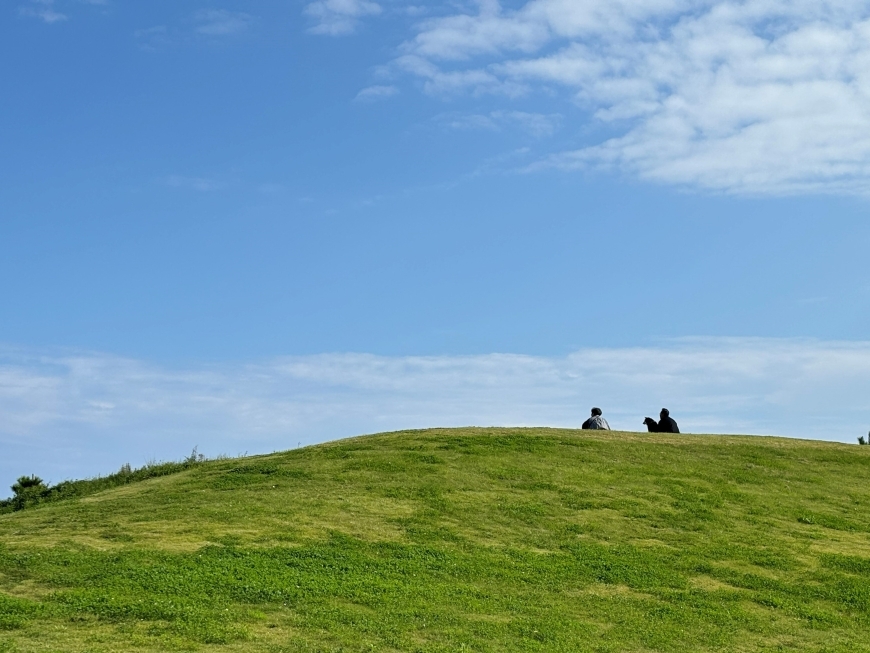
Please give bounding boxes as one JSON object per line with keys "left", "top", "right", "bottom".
{"left": 660, "top": 408, "right": 669, "bottom": 418}
{"left": 591, "top": 407, "right": 602, "bottom": 416}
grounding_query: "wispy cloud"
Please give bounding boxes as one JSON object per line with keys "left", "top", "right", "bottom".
{"left": 2, "top": 338, "right": 869, "bottom": 492}
{"left": 165, "top": 175, "right": 222, "bottom": 191}
{"left": 354, "top": 84, "right": 399, "bottom": 102}
{"left": 193, "top": 9, "right": 254, "bottom": 36}
{"left": 382, "top": 0, "right": 870, "bottom": 195}
{"left": 133, "top": 10, "right": 253, "bottom": 49}
{"left": 441, "top": 110, "right": 561, "bottom": 137}
{"left": 134, "top": 25, "right": 170, "bottom": 50}
{"left": 19, "top": 0, "right": 67, "bottom": 23}
{"left": 305, "top": 0, "right": 382, "bottom": 36}
{"left": 18, "top": 0, "right": 108, "bottom": 22}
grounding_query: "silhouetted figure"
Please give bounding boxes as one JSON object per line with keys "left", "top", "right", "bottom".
{"left": 657, "top": 408, "right": 680, "bottom": 433}
{"left": 643, "top": 409, "right": 679, "bottom": 433}
{"left": 582, "top": 407, "right": 610, "bottom": 430}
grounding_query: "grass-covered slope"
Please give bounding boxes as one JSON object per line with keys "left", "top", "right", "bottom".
{"left": 0, "top": 428, "right": 869, "bottom": 653}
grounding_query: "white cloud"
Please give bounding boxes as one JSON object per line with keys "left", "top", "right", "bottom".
{"left": 19, "top": 0, "right": 67, "bottom": 23}
{"left": 305, "top": 0, "right": 382, "bottom": 36}
{"left": 194, "top": 9, "right": 254, "bottom": 36}
{"left": 399, "top": 5, "right": 428, "bottom": 18}
{"left": 354, "top": 84, "right": 400, "bottom": 102}
{"left": 442, "top": 112, "right": 500, "bottom": 131}
{"left": 496, "top": 110, "right": 560, "bottom": 137}
{"left": 388, "top": 0, "right": 870, "bottom": 195}
{"left": 2, "top": 338, "right": 870, "bottom": 492}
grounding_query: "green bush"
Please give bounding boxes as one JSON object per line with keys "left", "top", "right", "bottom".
{"left": 7, "top": 475, "right": 49, "bottom": 511}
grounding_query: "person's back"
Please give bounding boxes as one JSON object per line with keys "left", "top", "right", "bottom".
{"left": 583, "top": 415, "right": 610, "bottom": 430}
{"left": 582, "top": 407, "right": 611, "bottom": 430}
{"left": 657, "top": 408, "right": 679, "bottom": 433}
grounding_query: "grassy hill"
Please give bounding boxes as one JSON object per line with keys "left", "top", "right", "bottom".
{"left": 0, "top": 427, "right": 869, "bottom": 652}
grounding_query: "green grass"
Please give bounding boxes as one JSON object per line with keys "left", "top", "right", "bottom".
{"left": 0, "top": 458, "right": 203, "bottom": 515}
{"left": 0, "top": 427, "right": 869, "bottom": 652}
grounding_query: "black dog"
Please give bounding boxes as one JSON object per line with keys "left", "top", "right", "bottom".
{"left": 643, "top": 417, "right": 659, "bottom": 432}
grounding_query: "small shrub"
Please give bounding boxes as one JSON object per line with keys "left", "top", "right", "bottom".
{"left": 859, "top": 434, "right": 869, "bottom": 446}
{"left": 11, "top": 475, "right": 46, "bottom": 495}
{"left": 8, "top": 475, "right": 49, "bottom": 510}
{"left": 184, "top": 446, "right": 205, "bottom": 464}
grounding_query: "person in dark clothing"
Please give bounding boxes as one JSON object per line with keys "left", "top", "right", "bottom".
{"left": 582, "top": 407, "right": 610, "bottom": 430}
{"left": 657, "top": 408, "right": 679, "bottom": 433}
{"left": 643, "top": 409, "right": 680, "bottom": 432}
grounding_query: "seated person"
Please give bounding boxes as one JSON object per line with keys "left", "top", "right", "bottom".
{"left": 582, "top": 407, "right": 610, "bottom": 430}
{"left": 644, "top": 409, "right": 680, "bottom": 433}
{"left": 657, "top": 408, "right": 679, "bottom": 433}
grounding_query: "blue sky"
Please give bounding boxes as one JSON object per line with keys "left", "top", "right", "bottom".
{"left": 3, "top": 0, "right": 870, "bottom": 489}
